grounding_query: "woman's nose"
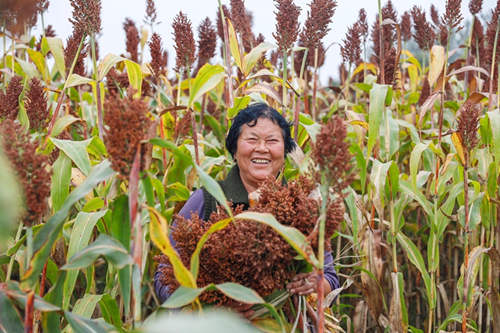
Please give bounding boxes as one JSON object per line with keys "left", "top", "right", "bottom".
{"left": 255, "top": 139, "right": 269, "bottom": 151}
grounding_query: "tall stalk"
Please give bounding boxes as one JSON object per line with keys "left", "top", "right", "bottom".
{"left": 218, "top": 0, "right": 233, "bottom": 111}
{"left": 377, "top": 0, "right": 385, "bottom": 84}
{"left": 282, "top": 49, "right": 288, "bottom": 108}
{"left": 488, "top": 21, "right": 499, "bottom": 111}
{"left": 461, "top": 153, "right": 471, "bottom": 333}
{"left": 90, "top": 34, "right": 104, "bottom": 141}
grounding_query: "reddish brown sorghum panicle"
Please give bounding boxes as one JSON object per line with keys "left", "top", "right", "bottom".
{"left": 0, "top": 0, "right": 40, "bottom": 35}
{"left": 195, "top": 17, "right": 217, "bottom": 72}
{"left": 103, "top": 91, "right": 152, "bottom": 178}
{"left": 484, "top": 1, "right": 500, "bottom": 91}
{"left": 123, "top": 18, "right": 139, "bottom": 62}
{"left": 457, "top": 101, "right": 480, "bottom": 151}
{"left": 469, "top": 0, "right": 483, "bottom": 15}
{"left": 105, "top": 68, "right": 129, "bottom": 95}
{"left": 298, "top": 0, "right": 337, "bottom": 67}
{"left": 230, "top": 0, "right": 255, "bottom": 52}
{"left": 430, "top": 5, "right": 441, "bottom": 28}
{"left": 442, "top": 0, "right": 463, "bottom": 32}
{"left": 174, "top": 109, "right": 192, "bottom": 140}
{"left": 273, "top": 0, "right": 301, "bottom": 52}
{"left": 172, "top": 11, "right": 196, "bottom": 73}
{"left": 144, "top": 0, "right": 158, "bottom": 26}
{"left": 311, "top": 116, "right": 352, "bottom": 194}
{"left": 341, "top": 23, "right": 361, "bottom": 67}
{"left": 411, "top": 6, "right": 435, "bottom": 50}
{"left": 418, "top": 77, "right": 431, "bottom": 106}
{"left": 357, "top": 8, "right": 369, "bottom": 44}
{"left": 470, "top": 18, "right": 484, "bottom": 63}
{"left": 149, "top": 32, "right": 168, "bottom": 81}
{"left": 156, "top": 176, "right": 343, "bottom": 307}
{"left": 64, "top": 29, "right": 87, "bottom": 77}
{"left": 24, "top": 78, "right": 48, "bottom": 131}
{"left": 69, "top": 0, "right": 101, "bottom": 36}
{"left": 0, "top": 75, "right": 23, "bottom": 121}
{"left": 0, "top": 120, "right": 51, "bottom": 226}
{"left": 371, "top": 1, "right": 398, "bottom": 59}
{"left": 400, "top": 11, "right": 412, "bottom": 42}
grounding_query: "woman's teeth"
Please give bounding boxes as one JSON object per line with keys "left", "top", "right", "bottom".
{"left": 252, "top": 159, "right": 270, "bottom": 164}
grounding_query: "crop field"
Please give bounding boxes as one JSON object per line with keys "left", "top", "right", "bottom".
{"left": 0, "top": 0, "right": 499, "bottom": 332}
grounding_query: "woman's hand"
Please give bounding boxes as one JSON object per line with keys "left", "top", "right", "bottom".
{"left": 286, "top": 272, "right": 318, "bottom": 296}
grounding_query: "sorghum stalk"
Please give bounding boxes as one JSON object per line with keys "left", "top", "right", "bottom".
{"left": 312, "top": 47, "right": 318, "bottom": 121}
{"left": 5, "top": 223, "right": 23, "bottom": 281}
{"left": 462, "top": 152, "right": 470, "bottom": 333}
{"left": 316, "top": 180, "right": 328, "bottom": 333}
{"left": 218, "top": 0, "right": 233, "bottom": 110}
{"left": 489, "top": 21, "right": 500, "bottom": 110}
{"left": 2, "top": 21, "right": 6, "bottom": 86}
{"left": 90, "top": 33, "right": 104, "bottom": 141}
{"left": 378, "top": 0, "right": 385, "bottom": 84}
{"left": 282, "top": 49, "right": 288, "bottom": 108}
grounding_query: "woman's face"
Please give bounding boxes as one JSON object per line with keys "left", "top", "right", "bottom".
{"left": 235, "top": 117, "right": 285, "bottom": 193}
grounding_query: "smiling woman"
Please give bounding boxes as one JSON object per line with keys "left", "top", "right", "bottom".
{"left": 154, "top": 103, "right": 340, "bottom": 308}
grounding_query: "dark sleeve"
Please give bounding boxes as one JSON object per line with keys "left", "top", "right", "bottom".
{"left": 324, "top": 250, "right": 340, "bottom": 291}
{"left": 154, "top": 189, "right": 205, "bottom": 304}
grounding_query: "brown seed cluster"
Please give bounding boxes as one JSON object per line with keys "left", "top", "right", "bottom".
{"left": 0, "top": 76, "right": 23, "bottom": 121}
{"left": 64, "top": 29, "right": 87, "bottom": 77}
{"left": 156, "top": 176, "right": 343, "bottom": 307}
{"left": 215, "top": 4, "right": 231, "bottom": 43}
{"left": 24, "top": 78, "right": 48, "bottom": 131}
{"left": 400, "top": 11, "right": 412, "bottom": 42}
{"left": 0, "top": 120, "right": 51, "bottom": 226}
{"left": 442, "top": 0, "right": 463, "bottom": 32}
{"left": 0, "top": 0, "right": 43, "bottom": 35}
{"left": 411, "top": 6, "right": 435, "bottom": 50}
{"left": 103, "top": 92, "right": 152, "bottom": 178}
{"left": 172, "top": 11, "right": 196, "bottom": 73}
{"left": 123, "top": 18, "right": 139, "bottom": 62}
{"left": 341, "top": 23, "right": 362, "bottom": 66}
{"left": 469, "top": 0, "right": 483, "bottom": 15}
{"left": 230, "top": 0, "right": 255, "bottom": 52}
{"left": 149, "top": 33, "right": 168, "bottom": 82}
{"left": 311, "top": 116, "right": 352, "bottom": 194}
{"left": 457, "top": 101, "right": 480, "bottom": 152}
{"left": 69, "top": 0, "right": 101, "bottom": 36}
{"left": 485, "top": 1, "right": 500, "bottom": 92}
{"left": 273, "top": 0, "right": 301, "bottom": 52}
{"left": 145, "top": 0, "right": 158, "bottom": 26}
{"left": 195, "top": 17, "right": 217, "bottom": 73}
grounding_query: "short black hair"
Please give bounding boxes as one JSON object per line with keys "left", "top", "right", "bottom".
{"left": 225, "top": 103, "right": 296, "bottom": 158}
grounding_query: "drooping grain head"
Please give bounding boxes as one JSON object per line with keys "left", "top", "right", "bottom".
{"left": 311, "top": 116, "right": 352, "bottom": 194}
{"left": 172, "top": 11, "right": 196, "bottom": 74}
{"left": 273, "top": 0, "right": 301, "bottom": 52}
{"left": 442, "top": 0, "right": 463, "bottom": 32}
{"left": 0, "top": 119, "right": 51, "bottom": 226}
{"left": 24, "top": 78, "right": 48, "bottom": 131}
{"left": 469, "top": 0, "right": 483, "bottom": 15}
{"left": 0, "top": 75, "right": 23, "bottom": 121}
{"left": 457, "top": 101, "right": 480, "bottom": 152}
{"left": 103, "top": 92, "right": 152, "bottom": 178}
{"left": 196, "top": 17, "right": 217, "bottom": 71}
{"left": 69, "top": 0, "right": 101, "bottom": 36}
{"left": 123, "top": 18, "right": 139, "bottom": 62}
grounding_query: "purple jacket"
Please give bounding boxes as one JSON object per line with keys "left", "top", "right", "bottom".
{"left": 154, "top": 170, "right": 340, "bottom": 304}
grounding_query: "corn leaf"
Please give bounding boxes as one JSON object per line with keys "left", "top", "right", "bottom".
{"left": 367, "top": 84, "right": 388, "bottom": 160}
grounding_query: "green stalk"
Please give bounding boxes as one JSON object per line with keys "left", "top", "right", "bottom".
{"left": 312, "top": 48, "right": 318, "bottom": 121}
{"left": 282, "top": 49, "right": 288, "bottom": 108}
{"left": 2, "top": 21, "right": 6, "bottom": 87}
{"left": 377, "top": 0, "right": 385, "bottom": 84}
{"left": 461, "top": 153, "right": 470, "bottom": 333}
{"left": 6, "top": 223, "right": 23, "bottom": 281}
{"left": 90, "top": 33, "right": 104, "bottom": 141}
{"left": 316, "top": 179, "right": 329, "bottom": 333}
{"left": 218, "top": 0, "right": 233, "bottom": 111}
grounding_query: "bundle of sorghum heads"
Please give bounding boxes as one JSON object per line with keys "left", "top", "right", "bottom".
{"left": 172, "top": 11, "right": 196, "bottom": 73}
{"left": 24, "top": 78, "right": 49, "bottom": 131}
{"left": 273, "top": 0, "right": 301, "bottom": 52}
{"left": 442, "top": 0, "right": 463, "bottom": 32}
{"left": 0, "top": 76, "right": 23, "bottom": 121}
{"left": 311, "top": 116, "right": 353, "bottom": 194}
{"left": 103, "top": 91, "right": 153, "bottom": 178}
{"left": 195, "top": 17, "right": 217, "bottom": 72}
{"left": 411, "top": 6, "right": 435, "bottom": 50}
{"left": 0, "top": 0, "right": 42, "bottom": 35}
{"left": 156, "top": 176, "right": 344, "bottom": 306}
{"left": 123, "top": 18, "right": 139, "bottom": 62}
{"left": 149, "top": 32, "right": 168, "bottom": 81}
{"left": 69, "top": 0, "right": 101, "bottom": 36}
{"left": 0, "top": 120, "right": 51, "bottom": 226}
{"left": 457, "top": 101, "right": 481, "bottom": 153}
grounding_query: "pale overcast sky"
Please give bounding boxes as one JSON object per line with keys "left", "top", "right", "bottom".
{"left": 33, "top": 0, "right": 496, "bottom": 81}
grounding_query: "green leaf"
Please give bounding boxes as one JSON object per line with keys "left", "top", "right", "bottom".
{"left": 51, "top": 115, "right": 80, "bottom": 138}
{"left": 3, "top": 281, "right": 60, "bottom": 312}
{"left": 488, "top": 109, "right": 500, "bottom": 165}
{"left": 72, "top": 294, "right": 103, "bottom": 318}
{"left": 370, "top": 159, "right": 392, "bottom": 213}
{"left": 27, "top": 48, "right": 48, "bottom": 81}
{"left": 227, "top": 19, "right": 242, "bottom": 70}
{"left": 216, "top": 282, "right": 265, "bottom": 304}
{"left": 189, "top": 64, "right": 225, "bottom": 108}
{"left": 487, "top": 161, "right": 498, "bottom": 198}
{"left": 242, "top": 42, "right": 274, "bottom": 76}
{"left": 65, "top": 73, "right": 94, "bottom": 89}
{"left": 64, "top": 311, "right": 112, "bottom": 333}
{"left": 51, "top": 153, "right": 72, "bottom": 212}
{"left": 151, "top": 138, "right": 194, "bottom": 167}
{"left": 82, "top": 197, "right": 104, "bottom": 212}
{"left": 63, "top": 211, "right": 107, "bottom": 309}
{"left": 235, "top": 211, "right": 318, "bottom": 267}
{"left": 162, "top": 285, "right": 210, "bottom": 308}
{"left": 62, "top": 234, "right": 132, "bottom": 270}
{"left": 97, "top": 54, "right": 125, "bottom": 81}
{"left": 427, "top": 231, "right": 439, "bottom": 272}
{"left": 0, "top": 291, "right": 24, "bottom": 333}
{"left": 148, "top": 206, "right": 197, "bottom": 288}
{"left": 399, "top": 179, "right": 434, "bottom": 220}
{"left": 23, "top": 160, "right": 115, "bottom": 287}
{"left": 50, "top": 138, "right": 92, "bottom": 175}
{"left": 124, "top": 59, "right": 143, "bottom": 98}
{"left": 367, "top": 84, "right": 389, "bottom": 160}
{"left": 47, "top": 37, "right": 66, "bottom": 79}
{"left": 227, "top": 96, "right": 251, "bottom": 119}
{"left": 16, "top": 58, "right": 38, "bottom": 79}
{"left": 388, "top": 161, "right": 400, "bottom": 200}
{"left": 98, "top": 294, "right": 122, "bottom": 328}
{"left": 195, "top": 164, "right": 232, "bottom": 217}
{"left": 190, "top": 217, "right": 233, "bottom": 279}
{"left": 397, "top": 233, "right": 433, "bottom": 307}
{"left": 410, "top": 142, "right": 429, "bottom": 189}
